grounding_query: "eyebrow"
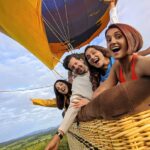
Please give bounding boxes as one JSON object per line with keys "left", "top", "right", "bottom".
{"left": 106, "top": 30, "right": 122, "bottom": 36}
{"left": 114, "top": 31, "right": 122, "bottom": 34}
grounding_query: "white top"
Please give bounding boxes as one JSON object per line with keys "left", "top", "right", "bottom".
{"left": 59, "top": 72, "right": 93, "bottom": 133}
{"left": 110, "top": 6, "right": 119, "bottom": 24}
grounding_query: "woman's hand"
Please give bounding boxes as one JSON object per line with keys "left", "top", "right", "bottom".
{"left": 72, "top": 98, "right": 89, "bottom": 108}
{"left": 45, "top": 134, "right": 60, "bottom": 150}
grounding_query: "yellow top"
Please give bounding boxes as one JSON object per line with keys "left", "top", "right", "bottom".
{"left": 32, "top": 98, "right": 57, "bottom": 107}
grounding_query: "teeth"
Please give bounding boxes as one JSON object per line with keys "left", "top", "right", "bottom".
{"left": 111, "top": 46, "right": 120, "bottom": 52}
{"left": 112, "top": 46, "right": 119, "bottom": 50}
{"left": 93, "top": 57, "right": 99, "bottom": 63}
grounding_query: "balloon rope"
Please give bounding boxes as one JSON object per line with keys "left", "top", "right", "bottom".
{"left": 64, "top": 0, "right": 70, "bottom": 42}
{"left": 0, "top": 85, "right": 53, "bottom": 93}
{"left": 43, "top": 1, "right": 68, "bottom": 41}
{"left": 42, "top": 1, "right": 74, "bottom": 53}
{"left": 43, "top": 17, "right": 72, "bottom": 53}
{"left": 53, "top": 0, "right": 69, "bottom": 40}
{"left": 43, "top": 17, "right": 66, "bottom": 43}
{"left": 52, "top": 55, "right": 63, "bottom": 64}
{"left": 52, "top": 69, "right": 66, "bottom": 79}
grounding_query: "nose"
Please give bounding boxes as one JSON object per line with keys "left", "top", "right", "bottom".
{"left": 74, "top": 65, "right": 78, "bottom": 70}
{"left": 91, "top": 55, "right": 95, "bottom": 60}
{"left": 110, "top": 37, "right": 117, "bottom": 44}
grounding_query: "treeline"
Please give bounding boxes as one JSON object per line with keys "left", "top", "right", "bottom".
{"left": 0, "top": 131, "right": 69, "bottom": 150}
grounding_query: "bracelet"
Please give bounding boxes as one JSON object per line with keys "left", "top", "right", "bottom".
{"left": 56, "top": 131, "right": 63, "bottom": 140}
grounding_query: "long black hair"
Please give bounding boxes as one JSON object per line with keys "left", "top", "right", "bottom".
{"left": 84, "top": 45, "right": 111, "bottom": 91}
{"left": 54, "top": 80, "right": 72, "bottom": 110}
{"left": 84, "top": 45, "right": 111, "bottom": 72}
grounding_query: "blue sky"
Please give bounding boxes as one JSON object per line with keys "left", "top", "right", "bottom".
{"left": 0, "top": 0, "right": 150, "bottom": 143}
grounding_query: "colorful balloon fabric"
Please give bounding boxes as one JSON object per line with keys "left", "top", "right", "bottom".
{"left": 0, "top": 0, "right": 110, "bottom": 69}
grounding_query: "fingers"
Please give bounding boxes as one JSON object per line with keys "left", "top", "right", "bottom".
{"left": 73, "top": 103, "right": 80, "bottom": 108}
{"left": 73, "top": 102, "right": 87, "bottom": 108}
{"left": 72, "top": 101, "right": 78, "bottom": 104}
{"left": 73, "top": 102, "right": 82, "bottom": 108}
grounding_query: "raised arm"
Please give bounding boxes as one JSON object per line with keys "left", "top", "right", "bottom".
{"left": 45, "top": 97, "right": 81, "bottom": 150}
{"left": 45, "top": 73, "right": 93, "bottom": 150}
{"left": 137, "top": 47, "right": 150, "bottom": 56}
{"left": 32, "top": 98, "right": 57, "bottom": 107}
{"left": 109, "top": 0, "right": 119, "bottom": 23}
{"left": 137, "top": 56, "right": 150, "bottom": 77}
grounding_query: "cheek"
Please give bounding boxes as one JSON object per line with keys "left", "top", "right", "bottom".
{"left": 121, "top": 38, "right": 128, "bottom": 46}
{"left": 107, "top": 43, "right": 110, "bottom": 49}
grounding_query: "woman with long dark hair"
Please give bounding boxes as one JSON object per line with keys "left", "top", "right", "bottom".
{"left": 54, "top": 80, "right": 72, "bottom": 111}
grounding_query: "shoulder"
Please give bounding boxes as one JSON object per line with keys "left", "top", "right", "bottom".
{"left": 136, "top": 55, "right": 150, "bottom": 76}
{"left": 136, "top": 55, "right": 150, "bottom": 64}
{"left": 72, "top": 72, "right": 91, "bottom": 87}
{"left": 73, "top": 72, "right": 90, "bottom": 81}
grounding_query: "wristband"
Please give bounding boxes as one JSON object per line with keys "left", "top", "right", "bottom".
{"left": 56, "top": 131, "right": 63, "bottom": 140}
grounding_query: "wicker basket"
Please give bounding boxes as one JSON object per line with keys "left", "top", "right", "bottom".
{"left": 67, "top": 109, "right": 150, "bottom": 150}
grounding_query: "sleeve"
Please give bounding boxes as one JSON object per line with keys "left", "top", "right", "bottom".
{"left": 110, "top": 6, "right": 119, "bottom": 24}
{"left": 58, "top": 96, "right": 81, "bottom": 134}
{"left": 32, "top": 98, "right": 57, "bottom": 107}
{"left": 59, "top": 73, "right": 92, "bottom": 133}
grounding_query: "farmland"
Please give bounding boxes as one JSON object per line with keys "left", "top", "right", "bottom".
{"left": 0, "top": 129, "right": 69, "bottom": 150}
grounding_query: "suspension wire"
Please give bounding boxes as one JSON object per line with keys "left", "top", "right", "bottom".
{"left": 52, "top": 55, "right": 63, "bottom": 64}
{"left": 43, "top": 17, "right": 71, "bottom": 53}
{"left": 53, "top": 0, "right": 69, "bottom": 41}
{"left": 43, "top": 1, "right": 68, "bottom": 42}
{"left": 64, "top": 0, "right": 70, "bottom": 42}
{"left": 68, "top": 43, "right": 74, "bottom": 52}
{"left": 43, "top": 0, "right": 75, "bottom": 53}
{"left": 0, "top": 85, "right": 54, "bottom": 93}
{"left": 43, "top": 16, "right": 70, "bottom": 65}
{"left": 43, "top": 17, "right": 66, "bottom": 43}
{"left": 42, "top": 0, "right": 76, "bottom": 74}
{"left": 64, "top": 0, "right": 74, "bottom": 53}
{"left": 52, "top": 69, "right": 66, "bottom": 79}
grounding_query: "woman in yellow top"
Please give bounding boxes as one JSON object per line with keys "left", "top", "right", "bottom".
{"left": 32, "top": 80, "right": 72, "bottom": 113}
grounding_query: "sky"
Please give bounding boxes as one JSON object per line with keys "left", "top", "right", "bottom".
{"left": 0, "top": 0, "right": 150, "bottom": 143}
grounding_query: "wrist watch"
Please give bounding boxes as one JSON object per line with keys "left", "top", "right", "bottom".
{"left": 56, "top": 131, "right": 63, "bottom": 140}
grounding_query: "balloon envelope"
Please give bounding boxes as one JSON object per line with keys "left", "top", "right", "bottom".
{"left": 0, "top": 0, "right": 110, "bottom": 69}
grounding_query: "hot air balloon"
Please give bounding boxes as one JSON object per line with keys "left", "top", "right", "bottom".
{"left": 0, "top": 0, "right": 110, "bottom": 69}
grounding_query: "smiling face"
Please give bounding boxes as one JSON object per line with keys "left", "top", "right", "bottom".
{"left": 55, "top": 82, "right": 68, "bottom": 95}
{"left": 68, "top": 57, "right": 88, "bottom": 75}
{"left": 106, "top": 27, "right": 128, "bottom": 59}
{"left": 85, "top": 47, "right": 105, "bottom": 68}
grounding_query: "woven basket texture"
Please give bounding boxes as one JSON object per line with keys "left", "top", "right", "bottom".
{"left": 67, "top": 109, "right": 150, "bottom": 150}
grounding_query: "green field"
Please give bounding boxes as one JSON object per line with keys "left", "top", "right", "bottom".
{"left": 0, "top": 131, "right": 70, "bottom": 150}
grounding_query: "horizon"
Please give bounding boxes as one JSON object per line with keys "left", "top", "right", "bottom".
{"left": 0, "top": 126, "right": 58, "bottom": 144}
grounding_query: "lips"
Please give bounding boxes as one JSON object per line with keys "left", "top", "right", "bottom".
{"left": 92, "top": 57, "right": 99, "bottom": 64}
{"left": 111, "top": 46, "right": 120, "bottom": 53}
{"left": 61, "top": 88, "right": 65, "bottom": 92}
